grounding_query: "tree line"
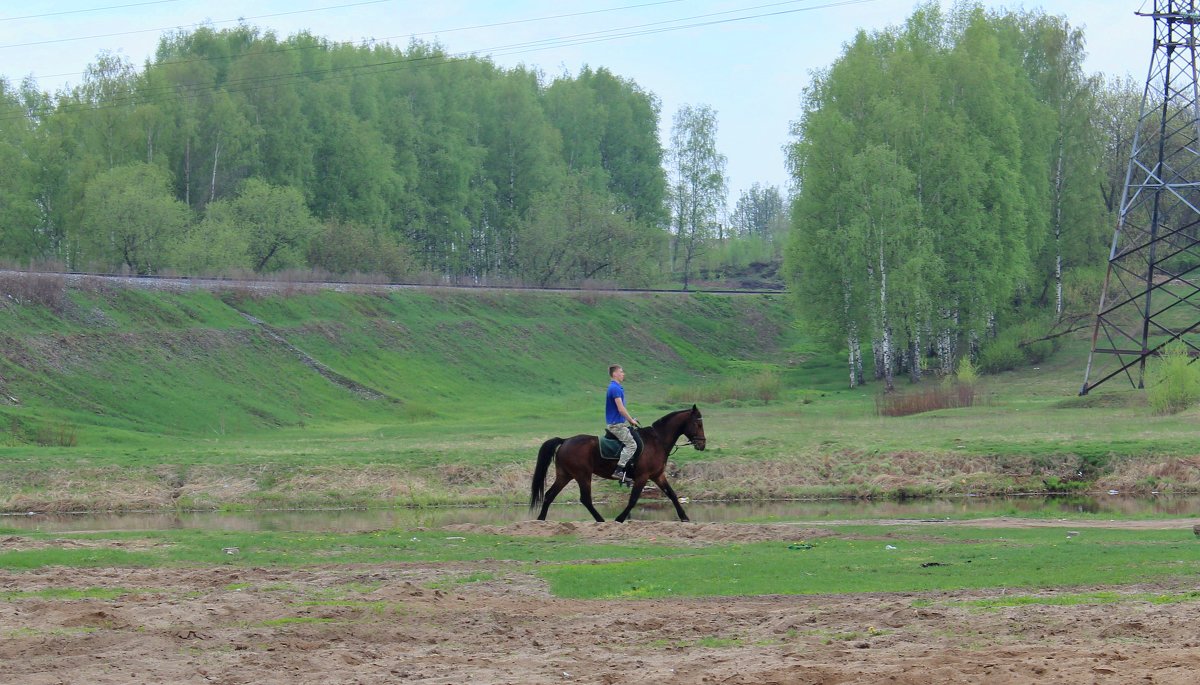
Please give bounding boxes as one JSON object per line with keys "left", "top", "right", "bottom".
{"left": 0, "top": 4, "right": 1146, "bottom": 381}
{"left": 785, "top": 3, "right": 1142, "bottom": 389}
{"left": 0, "top": 25, "right": 779, "bottom": 287}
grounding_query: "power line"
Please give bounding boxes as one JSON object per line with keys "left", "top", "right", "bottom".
{"left": 21, "top": 0, "right": 819, "bottom": 101}
{"left": 17, "top": 0, "right": 692, "bottom": 82}
{"left": 132, "top": 0, "right": 851, "bottom": 100}
{"left": 0, "top": 0, "right": 398, "bottom": 49}
{"left": 3, "top": 0, "right": 881, "bottom": 121}
{"left": 0, "top": 0, "right": 185, "bottom": 22}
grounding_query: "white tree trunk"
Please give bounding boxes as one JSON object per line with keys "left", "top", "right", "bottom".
{"left": 847, "top": 325, "right": 860, "bottom": 389}
{"left": 878, "top": 239, "right": 894, "bottom": 392}
{"left": 1053, "top": 135, "right": 1065, "bottom": 316}
{"left": 844, "top": 283, "right": 861, "bottom": 388}
{"left": 909, "top": 326, "right": 921, "bottom": 383}
{"left": 210, "top": 140, "right": 221, "bottom": 203}
{"left": 937, "top": 308, "right": 958, "bottom": 375}
{"left": 184, "top": 137, "right": 191, "bottom": 207}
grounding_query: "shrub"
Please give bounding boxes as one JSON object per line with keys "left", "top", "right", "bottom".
{"left": 1146, "top": 342, "right": 1200, "bottom": 415}
{"left": 977, "top": 333, "right": 1024, "bottom": 373}
{"left": 954, "top": 355, "right": 978, "bottom": 386}
{"left": 976, "top": 315, "right": 1064, "bottom": 374}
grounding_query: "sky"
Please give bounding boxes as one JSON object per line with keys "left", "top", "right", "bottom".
{"left": 0, "top": 0, "right": 1155, "bottom": 207}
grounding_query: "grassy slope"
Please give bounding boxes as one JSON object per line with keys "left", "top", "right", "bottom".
{"left": 0, "top": 287, "right": 791, "bottom": 437}
{"left": 0, "top": 280, "right": 1196, "bottom": 512}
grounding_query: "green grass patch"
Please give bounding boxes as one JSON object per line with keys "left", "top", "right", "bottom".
{"left": 536, "top": 526, "right": 1200, "bottom": 598}
{"left": 0, "top": 529, "right": 675, "bottom": 569}
{"left": 294, "top": 600, "right": 393, "bottom": 612}
{"left": 0, "top": 587, "right": 138, "bottom": 601}
{"left": 256, "top": 616, "right": 340, "bottom": 627}
{"left": 2, "top": 525, "right": 1198, "bottom": 600}
{"left": 917, "top": 589, "right": 1200, "bottom": 609}
{"left": 428, "top": 571, "right": 499, "bottom": 589}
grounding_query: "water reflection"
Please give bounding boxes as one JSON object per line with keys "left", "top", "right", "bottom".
{"left": 2, "top": 494, "right": 1197, "bottom": 533}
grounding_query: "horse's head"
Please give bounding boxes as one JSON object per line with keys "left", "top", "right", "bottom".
{"left": 684, "top": 404, "right": 706, "bottom": 451}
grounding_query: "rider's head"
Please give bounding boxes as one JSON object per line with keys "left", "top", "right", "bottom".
{"left": 609, "top": 364, "right": 624, "bottom": 380}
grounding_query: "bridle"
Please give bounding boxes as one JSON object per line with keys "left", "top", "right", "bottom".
{"left": 667, "top": 416, "right": 704, "bottom": 456}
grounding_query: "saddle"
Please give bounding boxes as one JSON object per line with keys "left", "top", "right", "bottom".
{"left": 599, "top": 427, "right": 643, "bottom": 462}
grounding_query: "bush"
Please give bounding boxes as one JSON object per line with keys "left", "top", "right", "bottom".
{"left": 1023, "top": 338, "right": 1055, "bottom": 364}
{"left": 954, "top": 355, "right": 978, "bottom": 386}
{"left": 1146, "top": 342, "right": 1200, "bottom": 415}
{"left": 976, "top": 315, "right": 1063, "bottom": 374}
{"left": 977, "top": 333, "right": 1025, "bottom": 373}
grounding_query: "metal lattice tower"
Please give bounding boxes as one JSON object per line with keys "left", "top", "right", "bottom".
{"left": 1081, "top": 0, "right": 1200, "bottom": 394}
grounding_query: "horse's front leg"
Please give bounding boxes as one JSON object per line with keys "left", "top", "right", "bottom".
{"left": 653, "top": 474, "right": 690, "bottom": 522}
{"left": 613, "top": 476, "right": 648, "bottom": 522}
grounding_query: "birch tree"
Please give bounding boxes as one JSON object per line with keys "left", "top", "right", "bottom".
{"left": 668, "top": 104, "right": 726, "bottom": 290}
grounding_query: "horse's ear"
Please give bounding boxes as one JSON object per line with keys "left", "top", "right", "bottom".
{"left": 692, "top": 403, "right": 699, "bottom": 412}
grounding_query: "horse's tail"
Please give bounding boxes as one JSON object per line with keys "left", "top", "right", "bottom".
{"left": 530, "top": 437, "right": 564, "bottom": 511}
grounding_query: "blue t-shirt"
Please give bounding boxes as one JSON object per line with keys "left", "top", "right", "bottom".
{"left": 605, "top": 380, "right": 626, "bottom": 424}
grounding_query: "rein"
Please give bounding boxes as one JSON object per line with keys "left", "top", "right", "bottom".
{"left": 667, "top": 439, "right": 697, "bottom": 457}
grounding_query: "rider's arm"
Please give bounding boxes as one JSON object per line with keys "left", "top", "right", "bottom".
{"left": 614, "top": 398, "right": 638, "bottom": 426}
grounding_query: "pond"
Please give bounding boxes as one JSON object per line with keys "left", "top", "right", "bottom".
{"left": 3, "top": 493, "right": 1197, "bottom": 533}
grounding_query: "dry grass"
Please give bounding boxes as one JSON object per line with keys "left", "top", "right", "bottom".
{"left": 876, "top": 383, "right": 977, "bottom": 417}
{"left": 0, "top": 271, "right": 67, "bottom": 313}
{"left": 0, "top": 468, "right": 178, "bottom": 513}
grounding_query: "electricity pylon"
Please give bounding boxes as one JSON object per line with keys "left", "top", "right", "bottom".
{"left": 1081, "top": 0, "right": 1200, "bottom": 394}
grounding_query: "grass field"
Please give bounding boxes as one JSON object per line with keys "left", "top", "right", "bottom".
{"left": 2, "top": 522, "right": 1198, "bottom": 599}
{"left": 0, "top": 278, "right": 1198, "bottom": 512}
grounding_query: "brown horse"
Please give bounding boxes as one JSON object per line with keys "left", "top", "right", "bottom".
{"left": 530, "top": 405, "right": 706, "bottom": 522}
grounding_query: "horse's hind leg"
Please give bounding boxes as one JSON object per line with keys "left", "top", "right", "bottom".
{"left": 537, "top": 474, "right": 571, "bottom": 521}
{"left": 653, "top": 474, "right": 690, "bottom": 522}
{"left": 577, "top": 478, "right": 605, "bottom": 522}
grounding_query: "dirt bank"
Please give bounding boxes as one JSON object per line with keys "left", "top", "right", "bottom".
{"left": 3, "top": 521, "right": 1199, "bottom": 684}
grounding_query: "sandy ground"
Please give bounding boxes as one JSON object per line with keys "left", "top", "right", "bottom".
{"left": 3, "top": 520, "right": 1200, "bottom": 684}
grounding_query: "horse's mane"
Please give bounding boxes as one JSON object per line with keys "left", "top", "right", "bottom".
{"left": 651, "top": 407, "right": 694, "bottom": 431}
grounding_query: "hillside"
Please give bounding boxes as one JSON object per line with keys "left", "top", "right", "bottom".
{"left": 0, "top": 274, "right": 796, "bottom": 446}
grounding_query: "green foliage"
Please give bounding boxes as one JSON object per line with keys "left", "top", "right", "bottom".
{"left": 1146, "top": 342, "right": 1200, "bottom": 415}
{"left": 668, "top": 104, "right": 727, "bottom": 290}
{"left": 515, "top": 173, "right": 660, "bottom": 287}
{"left": 3, "top": 30, "right": 670, "bottom": 284}
{"left": 954, "top": 355, "right": 978, "bottom": 386}
{"left": 78, "top": 163, "right": 189, "bottom": 274}
{"left": 786, "top": 5, "right": 1109, "bottom": 386}
{"left": 306, "top": 221, "right": 416, "bottom": 281}
{"left": 977, "top": 316, "right": 1062, "bottom": 374}
{"left": 977, "top": 333, "right": 1025, "bottom": 374}
{"left": 729, "top": 183, "right": 787, "bottom": 240}
{"left": 0, "top": 79, "right": 45, "bottom": 261}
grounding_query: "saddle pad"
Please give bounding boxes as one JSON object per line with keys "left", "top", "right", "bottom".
{"left": 599, "top": 429, "right": 643, "bottom": 461}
